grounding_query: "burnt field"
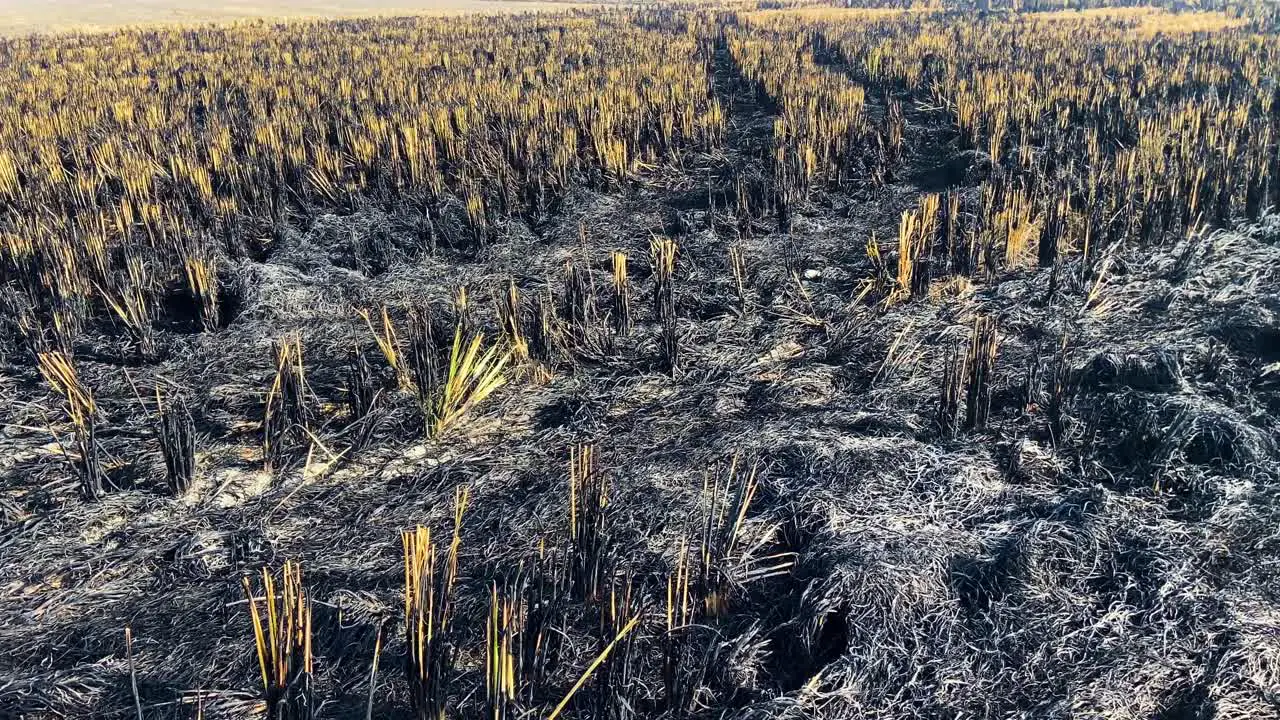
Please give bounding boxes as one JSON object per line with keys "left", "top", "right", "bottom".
{"left": 1, "top": 4, "right": 1279, "bottom": 720}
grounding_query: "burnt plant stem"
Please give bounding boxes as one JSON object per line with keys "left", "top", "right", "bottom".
{"left": 964, "top": 317, "right": 999, "bottom": 432}
{"left": 611, "top": 252, "right": 632, "bottom": 337}
{"left": 651, "top": 237, "right": 679, "bottom": 373}
{"left": 938, "top": 346, "right": 965, "bottom": 437}
{"left": 243, "top": 561, "right": 315, "bottom": 720}
{"left": 264, "top": 336, "right": 309, "bottom": 472}
{"left": 569, "top": 444, "right": 610, "bottom": 602}
{"left": 157, "top": 392, "right": 197, "bottom": 494}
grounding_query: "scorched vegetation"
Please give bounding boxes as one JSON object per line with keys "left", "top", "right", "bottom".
{"left": 1, "top": 3, "right": 1279, "bottom": 720}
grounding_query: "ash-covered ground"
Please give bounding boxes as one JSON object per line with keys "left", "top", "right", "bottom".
{"left": 2, "top": 50, "right": 1280, "bottom": 720}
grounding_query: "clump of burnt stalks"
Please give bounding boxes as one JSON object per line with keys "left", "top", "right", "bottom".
{"left": 547, "top": 601, "right": 641, "bottom": 720}
{"left": 651, "top": 237, "right": 679, "bottom": 373}
{"left": 938, "top": 319, "right": 1002, "bottom": 436}
{"left": 496, "top": 280, "right": 530, "bottom": 364}
{"left": 37, "top": 351, "right": 107, "bottom": 499}
{"left": 0, "top": 287, "right": 38, "bottom": 359}
{"left": 663, "top": 543, "right": 713, "bottom": 717}
{"left": 406, "top": 304, "right": 444, "bottom": 428}
{"left": 964, "top": 316, "right": 999, "bottom": 432}
{"left": 156, "top": 389, "right": 196, "bottom": 495}
{"left": 563, "top": 259, "right": 598, "bottom": 341}
{"left": 559, "top": 252, "right": 616, "bottom": 358}
{"left": 98, "top": 251, "right": 156, "bottom": 358}
{"left": 403, "top": 487, "right": 469, "bottom": 720}
{"left": 728, "top": 245, "right": 748, "bottom": 314}
{"left": 520, "top": 548, "right": 568, "bottom": 699}
{"left": 895, "top": 194, "right": 940, "bottom": 301}
{"left": 345, "top": 347, "right": 377, "bottom": 451}
{"left": 485, "top": 578, "right": 521, "bottom": 720}
{"left": 697, "top": 454, "right": 792, "bottom": 618}
{"left": 527, "top": 289, "right": 565, "bottom": 379}
{"left": 183, "top": 248, "right": 220, "bottom": 332}
{"left": 610, "top": 253, "right": 631, "bottom": 337}
{"left": 263, "top": 335, "right": 310, "bottom": 472}
{"left": 568, "top": 444, "right": 611, "bottom": 602}
{"left": 660, "top": 455, "right": 792, "bottom": 716}
{"left": 1046, "top": 335, "right": 1071, "bottom": 442}
{"left": 589, "top": 574, "right": 644, "bottom": 720}
{"left": 937, "top": 344, "right": 965, "bottom": 437}
{"left": 242, "top": 560, "right": 315, "bottom": 720}
{"left": 484, "top": 553, "right": 568, "bottom": 720}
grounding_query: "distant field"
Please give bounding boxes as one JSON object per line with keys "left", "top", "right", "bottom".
{"left": 0, "top": 0, "right": 591, "bottom": 35}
